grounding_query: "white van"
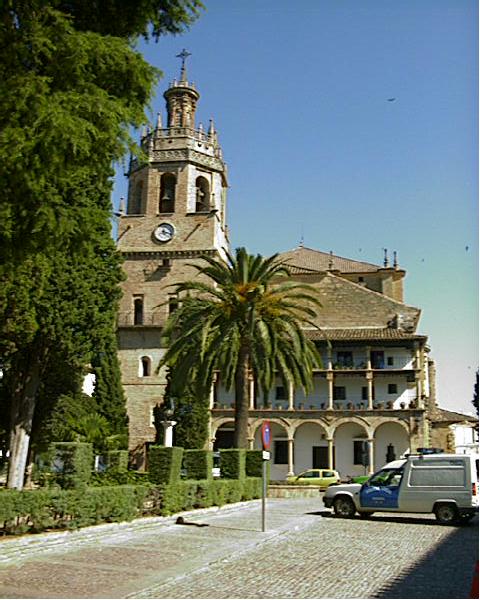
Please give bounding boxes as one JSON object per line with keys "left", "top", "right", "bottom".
{"left": 323, "top": 451, "right": 479, "bottom": 524}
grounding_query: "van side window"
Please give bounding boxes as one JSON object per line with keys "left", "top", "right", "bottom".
{"left": 409, "top": 461, "right": 465, "bottom": 487}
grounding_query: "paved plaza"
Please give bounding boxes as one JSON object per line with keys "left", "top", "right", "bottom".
{"left": 0, "top": 497, "right": 477, "bottom": 599}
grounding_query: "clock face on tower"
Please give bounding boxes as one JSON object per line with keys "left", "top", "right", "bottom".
{"left": 153, "top": 222, "right": 175, "bottom": 243}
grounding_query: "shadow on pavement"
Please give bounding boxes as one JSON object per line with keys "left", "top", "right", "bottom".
{"left": 371, "top": 522, "right": 479, "bottom": 599}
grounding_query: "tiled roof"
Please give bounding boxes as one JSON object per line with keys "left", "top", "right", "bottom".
{"left": 429, "top": 407, "right": 478, "bottom": 424}
{"left": 303, "top": 273, "right": 421, "bottom": 331}
{"left": 278, "top": 246, "right": 381, "bottom": 274}
{"left": 305, "top": 328, "right": 426, "bottom": 341}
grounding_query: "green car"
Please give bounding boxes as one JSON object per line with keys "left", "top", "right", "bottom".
{"left": 348, "top": 475, "right": 370, "bottom": 484}
{"left": 287, "top": 469, "right": 340, "bottom": 487}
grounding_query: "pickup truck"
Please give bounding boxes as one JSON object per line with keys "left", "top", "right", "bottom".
{"left": 323, "top": 452, "right": 479, "bottom": 524}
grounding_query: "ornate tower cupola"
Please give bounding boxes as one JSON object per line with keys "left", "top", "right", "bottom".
{"left": 164, "top": 49, "right": 200, "bottom": 128}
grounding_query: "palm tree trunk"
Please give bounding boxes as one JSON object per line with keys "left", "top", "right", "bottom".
{"left": 233, "top": 344, "right": 250, "bottom": 448}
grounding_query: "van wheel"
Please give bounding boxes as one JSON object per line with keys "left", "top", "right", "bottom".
{"left": 333, "top": 496, "right": 356, "bottom": 518}
{"left": 434, "top": 504, "right": 458, "bottom": 524}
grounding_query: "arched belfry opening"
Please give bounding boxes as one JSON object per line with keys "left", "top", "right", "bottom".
{"left": 129, "top": 181, "right": 143, "bottom": 215}
{"left": 159, "top": 173, "right": 176, "bottom": 213}
{"left": 195, "top": 176, "right": 210, "bottom": 212}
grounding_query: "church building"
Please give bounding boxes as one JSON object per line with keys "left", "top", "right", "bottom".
{"left": 116, "top": 56, "right": 476, "bottom": 478}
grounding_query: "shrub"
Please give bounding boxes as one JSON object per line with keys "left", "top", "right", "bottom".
{"left": 0, "top": 485, "right": 150, "bottom": 535}
{"left": 49, "top": 442, "right": 93, "bottom": 489}
{"left": 220, "top": 449, "right": 245, "bottom": 480}
{"left": 183, "top": 450, "right": 213, "bottom": 480}
{"left": 106, "top": 450, "right": 129, "bottom": 471}
{"left": 148, "top": 446, "right": 183, "bottom": 484}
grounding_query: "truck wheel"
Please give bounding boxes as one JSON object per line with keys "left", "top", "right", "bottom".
{"left": 333, "top": 496, "right": 356, "bottom": 518}
{"left": 434, "top": 503, "right": 458, "bottom": 524}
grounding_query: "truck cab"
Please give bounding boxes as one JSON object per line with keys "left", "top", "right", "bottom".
{"left": 323, "top": 451, "right": 479, "bottom": 524}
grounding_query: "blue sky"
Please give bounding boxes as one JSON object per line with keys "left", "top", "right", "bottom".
{"left": 112, "top": 0, "right": 478, "bottom": 415}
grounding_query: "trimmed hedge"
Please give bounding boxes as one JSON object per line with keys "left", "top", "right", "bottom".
{"left": 155, "top": 477, "right": 262, "bottom": 516}
{"left": 148, "top": 446, "right": 183, "bottom": 484}
{"left": 0, "top": 485, "right": 150, "bottom": 535}
{"left": 183, "top": 450, "right": 213, "bottom": 481}
{"left": 220, "top": 449, "right": 246, "bottom": 480}
{"left": 49, "top": 442, "right": 93, "bottom": 489}
{"left": 106, "top": 450, "right": 129, "bottom": 471}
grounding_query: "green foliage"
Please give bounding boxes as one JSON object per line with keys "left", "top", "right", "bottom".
{"left": 0, "top": 0, "right": 201, "bottom": 488}
{"left": 107, "top": 451, "right": 129, "bottom": 471}
{"left": 49, "top": 442, "right": 93, "bottom": 489}
{"left": 160, "top": 247, "right": 322, "bottom": 448}
{"left": 245, "top": 450, "right": 263, "bottom": 477}
{"left": 183, "top": 450, "right": 213, "bottom": 480}
{"left": 155, "top": 368, "right": 209, "bottom": 449}
{"left": 0, "top": 485, "right": 150, "bottom": 534}
{"left": 92, "top": 334, "right": 128, "bottom": 438}
{"left": 148, "top": 446, "right": 183, "bottom": 484}
{"left": 220, "top": 449, "right": 246, "bottom": 480}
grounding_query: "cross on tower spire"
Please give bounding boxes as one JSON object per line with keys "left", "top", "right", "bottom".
{"left": 176, "top": 48, "right": 191, "bottom": 81}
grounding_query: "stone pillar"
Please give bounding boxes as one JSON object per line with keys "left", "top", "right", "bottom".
{"left": 288, "top": 380, "right": 294, "bottom": 410}
{"left": 249, "top": 373, "right": 255, "bottom": 410}
{"left": 327, "top": 344, "right": 333, "bottom": 370}
{"left": 162, "top": 420, "right": 177, "bottom": 447}
{"left": 368, "top": 438, "right": 374, "bottom": 474}
{"left": 367, "top": 373, "right": 374, "bottom": 410}
{"left": 327, "top": 438, "right": 334, "bottom": 470}
{"left": 248, "top": 437, "right": 254, "bottom": 450}
{"left": 287, "top": 438, "right": 295, "bottom": 476}
{"left": 327, "top": 373, "right": 334, "bottom": 410}
{"left": 209, "top": 373, "right": 217, "bottom": 409}
{"left": 366, "top": 346, "right": 372, "bottom": 370}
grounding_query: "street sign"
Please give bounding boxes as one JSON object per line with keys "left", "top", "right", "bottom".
{"left": 262, "top": 450, "right": 270, "bottom": 461}
{"left": 261, "top": 421, "right": 271, "bottom": 450}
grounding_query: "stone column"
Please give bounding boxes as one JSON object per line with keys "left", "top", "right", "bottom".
{"left": 287, "top": 438, "right": 295, "bottom": 476}
{"left": 209, "top": 373, "right": 217, "bottom": 409}
{"left": 248, "top": 437, "right": 255, "bottom": 450}
{"left": 327, "top": 438, "right": 334, "bottom": 470}
{"left": 162, "top": 420, "right": 177, "bottom": 447}
{"left": 288, "top": 380, "right": 294, "bottom": 410}
{"left": 327, "top": 373, "right": 334, "bottom": 410}
{"left": 368, "top": 438, "right": 375, "bottom": 474}
{"left": 367, "top": 373, "right": 374, "bottom": 410}
{"left": 249, "top": 372, "right": 255, "bottom": 410}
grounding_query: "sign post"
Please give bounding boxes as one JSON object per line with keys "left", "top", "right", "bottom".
{"left": 261, "top": 421, "right": 271, "bottom": 532}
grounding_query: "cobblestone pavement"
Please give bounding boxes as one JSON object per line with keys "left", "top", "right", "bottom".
{"left": 0, "top": 497, "right": 477, "bottom": 599}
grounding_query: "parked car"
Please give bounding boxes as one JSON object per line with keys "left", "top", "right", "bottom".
{"left": 347, "top": 474, "right": 370, "bottom": 484}
{"left": 287, "top": 469, "right": 340, "bottom": 487}
{"left": 323, "top": 451, "right": 479, "bottom": 524}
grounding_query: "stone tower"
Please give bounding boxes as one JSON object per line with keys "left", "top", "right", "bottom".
{"left": 116, "top": 52, "right": 229, "bottom": 467}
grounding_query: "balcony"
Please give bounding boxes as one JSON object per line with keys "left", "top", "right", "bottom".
{"left": 117, "top": 312, "right": 166, "bottom": 328}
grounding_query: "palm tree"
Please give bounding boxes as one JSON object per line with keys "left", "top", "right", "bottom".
{"left": 160, "top": 247, "right": 321, "bottom": 448}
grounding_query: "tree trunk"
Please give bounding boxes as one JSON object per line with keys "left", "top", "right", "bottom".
{"left": 7, "top": 351, "right": 43, "bottom": 490}
{"left": 233, "top": 345, "right": 250, "bottom": 448}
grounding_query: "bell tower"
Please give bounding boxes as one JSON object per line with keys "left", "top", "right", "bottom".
{"left": 116, "top": 52, "right": 229, "bottom": 466}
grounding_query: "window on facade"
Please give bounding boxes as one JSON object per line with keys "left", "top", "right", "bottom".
{"left": 159, "top": 173, "right": 176, "bottom": 213}
{"left": 361, "top": 386, "right": 375, "bottom": 401}
{"left": 195, "top": 176, "right": 210, "bottom": 212}
{"left": 358, "top": 277, "right": 364, "bottom": 283}
{"left": 371, "top": 350, "right": 385, "bottom": 369}
{"left": 168, "top": 295, "right": 179, "bottom": 314}
{"left": 274, "top": 440, "right": 288, "bottom": 464}
{"left": 387, "top": 356, "right": 394, "bottom": 366}
{"left": 336, "top": 351, "right": 353, "bottom": 367}
{"left": 333, "top": 386, "right": 346, "bottom": 400}
{"left": 275, "top": 386, "right": 286, "bottom": 400}
{"left": 133, "top": 297, "right": 144, "bottom": 325}
{"left": 140, "top": 357, "right": 151, "bottom": 377}
{"left": 129, "top": 181, "right": 143, "bottom": 214}
{"left": 388, "top": 383, "right": 398, "bottom": 394}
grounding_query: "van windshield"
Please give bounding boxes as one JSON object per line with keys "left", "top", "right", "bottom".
{"left": 368, "top": 468, "right": 403, "bottom": 487}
